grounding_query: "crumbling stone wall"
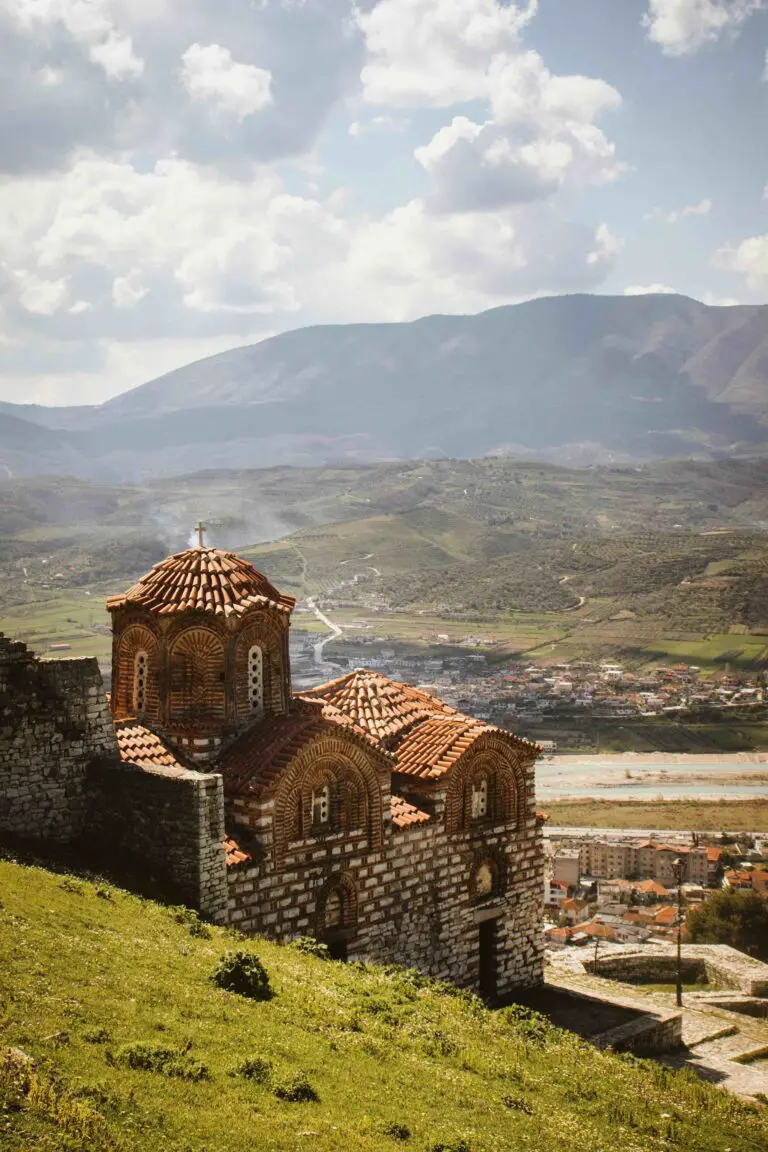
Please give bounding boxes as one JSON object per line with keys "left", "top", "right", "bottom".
{"left": 227, "top": 756, "right": 544, "bottom": 996}
{"left": 87, "top": 758, "right": 228, "bottom": 924}
{"left": 0, "top": 636, "right": 117, "bottom": 842}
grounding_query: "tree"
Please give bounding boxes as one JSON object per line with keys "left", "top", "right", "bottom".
{"left": 685, "top": 889, "right": 768, "bottom": 960}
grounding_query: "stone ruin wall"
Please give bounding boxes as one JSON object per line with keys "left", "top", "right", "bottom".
{"left": 0, "top": 636, "right": 117, "bottom": 842}
{"left": 0, "top": 635, "right": 228, "bottom": 924}
{"left": 87, "top": 759, "right": 229, "bottom": 924}
{"left": 227, "top": 759, "right": 544, "bottom": 996}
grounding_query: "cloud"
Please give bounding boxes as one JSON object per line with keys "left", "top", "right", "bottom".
{"left": 348, "top": 114, "right": 409, "bottom": 137}
{"left": 0, "top": 0, "right": 363, "bottom": 174}
{"left": 645, "top": 198, "right": 712, "bottom": 223}
{"left": 354, "top": 0, "right": 538, "bottom": 107}
{"left": 0, "top": 0, "right": 629, "bottom": 404}
{"left": 713, "top": 233, "right": 768, "bottom": 287}
{"left": 643, "top": 0, "right": 764, "bottom": 56}
{"left": 624, "top": 283, "right": 677, "bottom": 294}
{"left": 3, "top": 0, "right": 144, "bottom": 78}
{"left": 414, "top": 54, "right": 622, "bottom": 213}
{"left": 180, "top": 43, "right": 272, "bottom": 121}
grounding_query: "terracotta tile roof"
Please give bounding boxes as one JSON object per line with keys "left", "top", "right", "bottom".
{"left": 115, "top": 721, "right": 186, "bottom": 769}
{"left": 635, "top": 879, "right": 669, "bottom": 896}
{"left": 224, "top": 835, "right": 254, "bottom": 868}
{"left": 654, "top": 905, "right": 679, "bottom": 925}
{"left": 107, "top": 547, "right": 295, "bottom": 618}
{"left": 390, "top": 794, "right": 431, "bottom": 828}
{"left": 219, "top": 698, "right": 393, "bottom": 798}
{"left": 393, "top": 715, "right": 488, "bottom": 778}
{"left": 301, "top": 668, "right": 457, "bottom": 741}
{"left": 302, "top": 669, "right": 539, "bottom": 781}
{"left": 706, "top": 845, "right": 722, "bottom": 862}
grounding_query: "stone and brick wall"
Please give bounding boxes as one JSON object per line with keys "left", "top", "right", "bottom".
{"left": 227, "top": 755, "right": 544, "bottom": 996}
{"left": 87, "top": 757, "right": 228, "bottom": 923}
{"left": 0, "top": 636, "right": 117, "bottom": 843}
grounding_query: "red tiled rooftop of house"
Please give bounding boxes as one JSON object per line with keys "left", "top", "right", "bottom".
{"left": 390, "top": 794, "right": 431, "bottom": 829}
{"left": 115, "top": 721, "right": 185, "bottom": 769}
{"left": 635, "top": 879, "right": 669, "bottom": 896}
{"left": 653, "top": 905, "right": 679, "bottom": 926}
{"left": 706, "top": 845, "right": 722, "bottom": 862}
{"left": 107, "top": 547, "right": 295, "bottom": 618}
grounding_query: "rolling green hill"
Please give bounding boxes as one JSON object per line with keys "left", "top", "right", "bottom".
{"left": 1, "top": 457, "right": 766, "bottom": 668}
{"left": 1, "top": 856, "right": 766, "bottom": 1152}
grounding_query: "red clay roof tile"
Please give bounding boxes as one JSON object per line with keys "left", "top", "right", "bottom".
{"left": 390, "top": 794, "right": 431, "bottom": 828}
{"left": 107, "top": 547, "right": 295, "bottom": 618}
{"left": 115, "top": 721, "right": 186, "bottom": 769}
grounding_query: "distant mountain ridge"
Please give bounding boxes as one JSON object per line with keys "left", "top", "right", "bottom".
{"left": 2, "top": 292, "right": 767, "bottom": 480}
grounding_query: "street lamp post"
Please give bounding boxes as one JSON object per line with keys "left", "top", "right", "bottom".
{"left": 673, "top": 857, "right": 684, "bottom": 1008}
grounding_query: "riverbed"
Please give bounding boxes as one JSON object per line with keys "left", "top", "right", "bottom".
{"left": 536, "top": 752, "right": 768, "bottom": 800}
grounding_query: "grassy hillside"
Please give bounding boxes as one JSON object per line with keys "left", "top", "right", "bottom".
{"left": 1, "top": 857, "right": 766, "bottom": 1152}
{"left": 544, "top": 798, "right": 768, "bottom": 831}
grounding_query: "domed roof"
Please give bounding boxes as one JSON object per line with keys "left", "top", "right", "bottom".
{"left": 107, "top": 547, "right": 295, "bottom": 618}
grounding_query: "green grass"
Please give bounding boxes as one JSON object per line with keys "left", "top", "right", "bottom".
{"left": 0, "top": 592, "right": 112, "bottom": 662}
{"left": 1, "top": 857, "right": 766, "bottom": 1151}
{"left": 543, "top": 798, "right": 768, "bottom": 831}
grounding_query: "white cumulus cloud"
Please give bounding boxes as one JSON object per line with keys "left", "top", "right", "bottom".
{"left": 714, "top": 233, "right": 768, "bottom": 287}
{"left": 643, "top": 0, "right": 764, "bottom": 56}
{"left": 646, "top": 198, "right": 713, "bottom": 223}
{"left": 180, "top": 43, "right": 272, "bottom": 120}
{"left": 624, "top": 283, "right": 677, "bottom": 294}
{"left": 3, "top": 0, "right": 144, "bottom": 78}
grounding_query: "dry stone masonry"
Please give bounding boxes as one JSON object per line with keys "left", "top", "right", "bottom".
{"left": 0, "top": 537, "right": 545, "bottom": 997}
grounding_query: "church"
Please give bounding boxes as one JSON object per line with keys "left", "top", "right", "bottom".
{"left": 0, "top": 534, "right": 544, "bottom": 998}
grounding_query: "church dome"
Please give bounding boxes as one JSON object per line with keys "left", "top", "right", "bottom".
{"left": 107, "top": 546, "right": 295, "bottom": 618}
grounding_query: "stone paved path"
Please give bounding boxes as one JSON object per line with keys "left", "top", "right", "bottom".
{"left": 545, "top": 955, "right": 768, "bottom": 1099}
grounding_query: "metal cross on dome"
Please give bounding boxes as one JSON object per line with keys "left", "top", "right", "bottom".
{"left": 194, "top": 521, "right": 207, "bottom": 548}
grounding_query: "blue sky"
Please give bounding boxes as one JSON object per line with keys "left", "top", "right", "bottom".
{"left": 0, "top": 0, "right": 765, "bottom": 405}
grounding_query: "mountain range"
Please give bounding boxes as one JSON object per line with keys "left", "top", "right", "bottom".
{"left": 2, "top": 292, "right": 767, "bottom": 481}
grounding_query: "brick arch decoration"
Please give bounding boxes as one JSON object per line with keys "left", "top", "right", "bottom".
{"left": 314, "top": 872, "right": 359, "bottom": 936}
{"left": 233, "top": 614, "right": 289, "bottom": 721}
{"left": 444, "top": 736, "right": 527, "bottom": 834}
{"left": 469, "top": 848, "right": 508, "bottom": 902}
{"left": 272, "top": 735, "right": 383, "bottom": 863}
{"left": 114, "top": 623, "right": 161, "bottom": 722}
{"left": 168, "top": 626, "right": 226, "bottom": 725}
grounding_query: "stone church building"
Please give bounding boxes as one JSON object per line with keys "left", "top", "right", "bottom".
{"left": 0, "top": 540, "right": 544, "bottom": 997}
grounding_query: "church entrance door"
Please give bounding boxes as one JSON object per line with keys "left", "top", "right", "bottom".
{"left": 478, "top": 918, "right": 498, "bottom": 1001}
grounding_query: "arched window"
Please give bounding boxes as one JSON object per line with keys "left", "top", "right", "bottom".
{"left": 133, "top": 650, "right": 148, "bottom": 714}
{"left": 248, "top": 645, "right": 264, "bottom": 716}
{"left": 312, "top": 784, "right": 330, "bottom": 829}
{"left": 471, "top": 776, "right": 488, "bottom": 820}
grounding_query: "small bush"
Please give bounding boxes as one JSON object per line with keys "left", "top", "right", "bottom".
{"left": 273, "top": 1072, "right": 318, "bottom": 1103}
{"left": 112, "top": 1042, "right": 210, "bottom": 1082}
{"left": 501, "top": 1095, "right": 533, "bottom": 1114}
{"left": 82, "top": 1028, "right": 110, "bottom": 1045}
{"left": 501, "top": 1005, "right": 556, "bottom": 1046}
{"left": 290, "top": 936, "right": 331, "bottom": 960}
{"left": 173, "top": 906, "right": 212, "bottom": 939}
{"left": 427, "top": 1140, "right": 471, "bottom": 1152}
{"left": 381, "top": 1119, "right": 411, "bottom": 1140}
{"left": 231, "top": 1056, "right": 272, "bottom": 1084}
{"left": 212, "top": 950, "right": 271, "bottom": 1000}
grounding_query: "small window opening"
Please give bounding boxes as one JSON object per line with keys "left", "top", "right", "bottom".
{"left": 471, "top": 776, "right": 488, "bottom": 820}
{"left": 312, "top": 784, "right": 330, "bottom": 828}
{"left": 133, "top": 651, "right": 148, "bottom": 714}
{"left": 476, "top": 861, "right": 494, "bottom": 899}
{"left": 248, "top": 645, "right": 264, "bottom": 716}
{"left": 325, "top": 888, "right": 342, "bottom": 929}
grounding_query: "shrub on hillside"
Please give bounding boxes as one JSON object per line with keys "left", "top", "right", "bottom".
{"left": 111, "top": 1041, "right": 209, "bottom": 1082}
{"left": 231, "top": 1055, "right": 272, "bottom": 1084}
{"left": 685, "top": 888, "right": 768, "bottom": 960}
{"left": 272, "top": 1072, "right": 318, "bottom": 1102}
{"left": 427, "top": 1140, "right": 471, "bottom": 1152}
{"left": 380, "top": 1120, "right": 411, "bottom": 1140}
{"left": 289, "top": 936, "right": 331, "bottom": 960}
{"left": 212, "top": 950, "right": 272, "bottom": 999}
